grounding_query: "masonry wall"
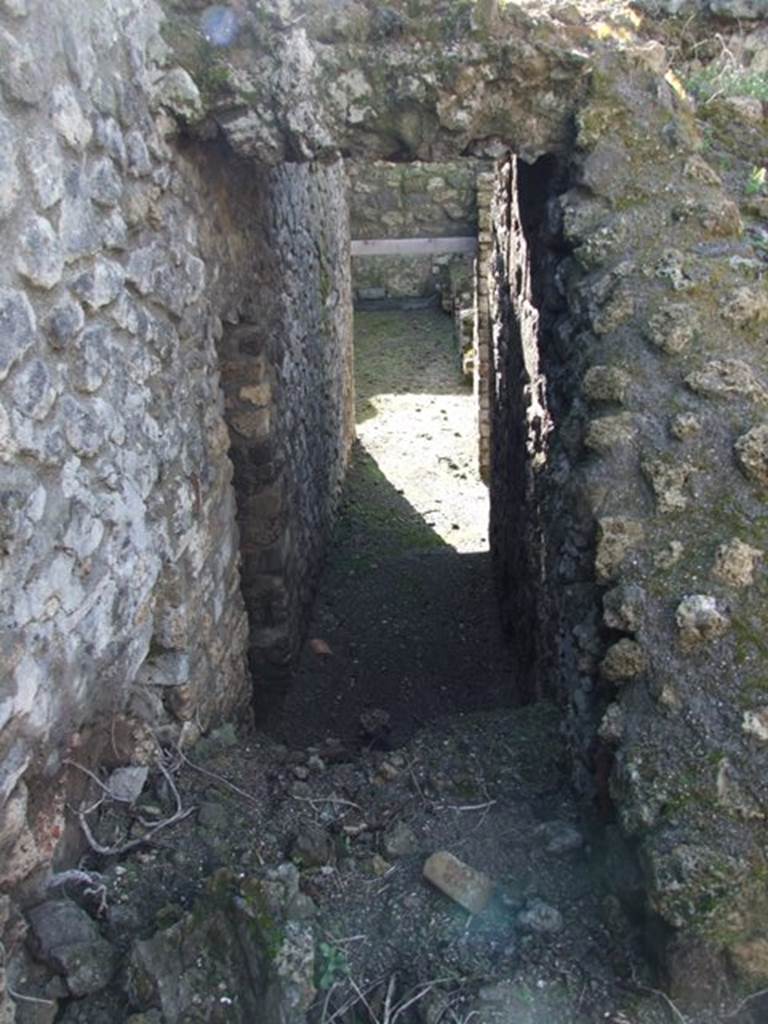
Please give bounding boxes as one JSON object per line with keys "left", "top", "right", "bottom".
{"left": 486, "top": 54, "right": 768, "bottom": 998}
{"left": 347, "top": 160, "right": 483, "bottom": 300}
{"left": 0, "top": 0, "right": 353, "bottom": 911}
{"left": 221, "top": 161, "right": 354, "bottom": 673}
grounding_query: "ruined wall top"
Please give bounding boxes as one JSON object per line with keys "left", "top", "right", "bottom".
{"left": 159, "top": 0, "right": 604, "bottom": 163}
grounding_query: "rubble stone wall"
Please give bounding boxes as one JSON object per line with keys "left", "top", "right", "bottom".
{"left": 347, "top": 161, "right": 483, "bottom": 300}
{"left": 0, "top": 0, "right": 353, "bottom": 910}
{"left": 486, "top": 49, "right": 768, "bottom": 998}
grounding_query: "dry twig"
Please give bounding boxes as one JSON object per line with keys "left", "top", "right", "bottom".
{"left": 68, "top": 758, "right": 194, "bottom": 857}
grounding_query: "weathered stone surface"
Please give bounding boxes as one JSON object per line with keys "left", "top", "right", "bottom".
{"left": 735, "top": 424, "right": 768, "bottom": 487}
{"left": 646, "top": 303, "right": 698, "bottom": 355}
{"left": 675, "top": 594, "right": 730, "bottom": 650}
{"left": 600, "top": 639, "right": 647, "bottom": 682}
{"left": 27, "top": 900, "right": 116, "bottom": 996}
{"left": 128, "top": 875, "right": 314, "bottom": 1024}
{"left": 89, "top": 157, "right": 123, "bottom": 208}
{"left": 582, "top": 365, "right": 631, "bottom": 404}
{"left": 595, "top": 518, "right": 645, "bottom": 582}
{"left": 0, "top": 27, "right": 45, "bottom": 104}
{"left": 15, "top": 215, "right": 64, "bottom": 290}
{"left": 603, "top": 584, "right": 646, "bottom": 634}
{"left": 642, "top": 457, "right": 691, "bottom": 513}
{"left": 685, "top": 359, "right": 766, "bottom": 401}
{"left": 50, "top": 82, "right": 93, "bottom": 151}
{"left": 711, "top": 539, "right": 762, "bottom": 588}
{"left": 24, "top": 133, "right": 65, "bottom": 210}
{"left": 71, "top": 259, "right": 124, "bottom": 310}
{"left": 152, "top": 68, "right": 203, "bottom": 122}
{"left": 742, "top": 709, "right": 768, "bottom": 743}
{"left": 44, "top": 298, "right": 84, "bottom": 350}
{"left": 585, "top": 414, "right": 637, "bottom": 452}
{"left": 670, "top": 413, "right": 701, "bottom": 441}
{"left": 722, "top": 286, "right": 768, "bottom": 327}
{"left": 12, "top": 359, "right": 57, "bottom": 421}
{"left": 0, "top": 112, "right": 19, "bottom": 218}
{"left": 0, "top": 287, "right": 37, "bottom": 381}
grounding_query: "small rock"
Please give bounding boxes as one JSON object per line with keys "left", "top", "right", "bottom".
{"left": 153, "top": 67, "right": 203, "bottom": 122}
{"left": 197, "top": 802, "right": 228, "bottom": 830}
{"left": 360, "top": 707, "right": 391, "bottom": 744}
{"left": 584, "top": 413, "right": 637, "bottom": 452}
{"left": 0, "top": 286, "right": 37, "bottom": 381}
{"left": 642, "top": 457, "right": 691, "bottom": 513}
{"left": 722, "top": 286, "right": 768, "bottom": 328}
{"left": 286, "top": 892, "right": 317, "bottom": 921}
{"left": 595, "top": 517, "right": 645, "bottom": 582}
{"left": 383, "top": 821, "right": 418, "bottom": 858}
{"left": 517, "top": 898, "right": 563, "bottom": 934}
{"left": 71, "top": 258, "right": 124, "bottom": 310}
{"left": 15, "top": 215, "right": 63, "bottom": 290}
{"left": 290, "top": 828, "right": 334, "bottom": 868}
{"left": 371, "top": 853, "right": 391, "bottom": 877}
{"left": 685, "top": 359, "right": 766, "bottom": 402}
{"left": 711, "top": 539, "right": 762, "bottom": 588}
{"left": 598, "top": 703, "right": 624, "bottom": 744}
{"left": 581, "top": 365, "right": 631, "bottom": 404}
{"left": 27, "top": 900, "right": 116, "bottom": 997}
{"left": 600, "top": 639, "right": 647, "bottom": 682}
{"left": 670, "top": 413, "right": 701, "bottom": 441}
{"left": 50, "top": 82, "right": 92, "bottom": 151}
{"left": 309, "top": 637, "right": 333, "bottom": 656}
{"left": 536, "top": 821, "right": 583, "bottom": 855}
{"left": 675, "top": 594, "right": 730, "bottom": 651}
{"left": 654, "top": 540, "right": 683, "bottom": 570}
{"left": 735, "top": 425, "right": 768, "bottom": 488}
{"left": 602, "top": 583, "right": 645, "bottom": 633}
{"left": 646, "top": 302, "right": 698, "bottom": 354}
{"left": 423, "top": 851, "right": 494, "bottom": 915}
{"left": 107, "top": 766, "right": 149, "bottom": 804}
{"left": 742, "top": 708, "right": 768, "bottom": 743}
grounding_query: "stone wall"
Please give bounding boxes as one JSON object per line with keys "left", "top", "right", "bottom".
{"left": 485, "top": 47, "right": 768, "bottom": 1001}
{"left": 348, "top": 160, "right": 483, "bottom": 301}
{"left": 221, "top": 161, "right": 354, "bottom": 673}
{"left": 0, "top": 0, "right": 353, "bottom": 925}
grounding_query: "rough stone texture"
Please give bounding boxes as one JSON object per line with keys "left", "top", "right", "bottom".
{"left": 0, "top": 0, "right": 766, "bottom": 1009}
{"left": 348, "top": 160, "right": 483, "bottom": 299}
{"left": 0, "top": 0, "right": 352, "bottom": 950}
{"left": 218, "top": 160, "right": 354, "bottom": 672}
{"left": 128, "top": 869, "right": 314, "bottom": 1024}
{"left": 633, "top": 0, "right": 768, "bottom": 16}
{"left": 163, "top": 0, "right": 593, "bottom": 165}
{"left": 483, "top": 43, "right": 768, "bottom": 1000}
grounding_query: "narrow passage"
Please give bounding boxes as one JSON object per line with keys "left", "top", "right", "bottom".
{"left": 62, "top": 311, "right": 655, "bottom": 1023}
{"left": 261, "top": 308, "right": 517, "bottom": 748}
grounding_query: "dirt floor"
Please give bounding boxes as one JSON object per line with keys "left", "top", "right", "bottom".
{"left": 258, "top": 309, "right": 514, "bottom": 748}
{"left": 35, "top": 310, "right": 763, "bottom": 1024}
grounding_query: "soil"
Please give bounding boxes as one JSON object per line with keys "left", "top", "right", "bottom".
{"left": 258, "top": 309, "right": 514, "bottom": 748}
{"left": 39, "top": 311, "right": 760, "bottom": 1024}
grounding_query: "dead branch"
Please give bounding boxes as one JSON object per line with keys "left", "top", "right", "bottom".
{"left": 725, "top": 986, "right": 768, "bottom": 1020}
{"left": 70, "top": 757, "right": 194, "bottom": 857}
{"left": 176, "top": 747, "right": 259, "bottom": 805}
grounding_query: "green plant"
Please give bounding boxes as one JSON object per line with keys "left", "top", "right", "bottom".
{"left": 685, "top": 66, "right": 768, "bottom": 104}
{"left": 746, "top": 166, "right": 767, "bottom": 197}
{"left": 315, "top": 940, "right": 348, "bottom": 991}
